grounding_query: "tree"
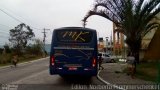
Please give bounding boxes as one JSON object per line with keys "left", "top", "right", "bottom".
{"left": 83, "top": 0, "right": 160, "bottom": 63}
{"left": 3, "top": 44, "right": 11, "bottom": 53}
{"left": 26, "top": 39, "right": 43, "bottom": 55}
{"left": 9, "top": 23, "right": 35, "bottom": 54}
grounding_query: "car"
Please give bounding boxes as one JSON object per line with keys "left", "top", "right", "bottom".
{"left": 101, "top": 53, "right": 115, "bottom": 63}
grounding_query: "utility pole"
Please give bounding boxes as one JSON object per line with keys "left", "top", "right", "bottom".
{"left": 42, "top": 28, "right": 50, "bottom": 57}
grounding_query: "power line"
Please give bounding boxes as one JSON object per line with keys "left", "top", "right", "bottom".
{"left": 30, "top": 26, "right": 42, "bottom": 30}
{"left": 0, "top": 8, "right": 22, "bottom": 23}
{"left": 0, "top": 32, "right": 9, "bottom": 35}
{"left": 0, "top": 31, "right": 9, "bottom": 34}
{"left": 0, "top": 24, "right": 12, "bottom": 28}
{"left": 1, "top": 7, "right": 43, "bottom": 30}
{"left": 0, "top": 8, "right": 42, "bottom": 30}
{"left": 0, "top": 24, "right": 12, "bottom": 35}
{"left": 0, "top": 35, "right": 9, "bottom": 38}
{"left": 0, "top": 8, "right": 52, "bottom": 45}
{"left": 0, "top": 31, "right": 9, "bottom": 35}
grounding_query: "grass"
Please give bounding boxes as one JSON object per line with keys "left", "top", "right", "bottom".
{"left": 135, "top": 62, "right": 159, "bottom": 83}
{"left": 0, "top": 54, "right": 47, "bottom": 67}
{"left": 0, "top": 63, "right": 12, "bottom": 67}
{"left": 18, "top": 56, "right": 43, "bottom": 64}
{"left": 112, "top": 61, "right": 159, "bottom": 82}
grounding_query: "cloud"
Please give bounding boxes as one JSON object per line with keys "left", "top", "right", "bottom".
{"left": 0, "top": 0, "right": 112, "bottom": 45}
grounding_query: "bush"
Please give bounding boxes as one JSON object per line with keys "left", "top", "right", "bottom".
{"left": 25, "top": 39, "right": 43, "bottom": 56}
{"left": 4, "top": 44, "right": 11, "bottom": 53}
{"left": 0, "top": 53, "right": 12, "bottom": 64}
{"left": 0, "top": 39, "right": 44, "bottom": 65}
{"left": 136, "top": 62, "right": 158, "bottom": 82}
{"left": 0, "top": 48, "right": 3, "bottom": 54}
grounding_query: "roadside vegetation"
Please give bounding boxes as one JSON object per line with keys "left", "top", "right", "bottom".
{"left": 0, "top": 23, "right": 47, "bottom": 67}
{"left": 0, "top": 39, "right": 46, "bottom": 67}
{"left": 135, "top": 61, "right": 159, "bottom": 83}
{"left": 83, "top": 0, "right": 160, "bottom": 64}
{"left": 84, "top": 0, "right": 160, "bottom": 82}
{"left": 122, "top": 61, "right": 159, "bottom": 82}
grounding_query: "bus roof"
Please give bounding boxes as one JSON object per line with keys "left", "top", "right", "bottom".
{"left": 54, "top": 27, "right": 96, "bottom": 31}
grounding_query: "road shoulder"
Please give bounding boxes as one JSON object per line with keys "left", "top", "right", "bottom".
{"left": 0, "top": 57, "right": 49, "bottom": 70}
{"left": 97, "top": 63, "right": 155, "bottom": 90}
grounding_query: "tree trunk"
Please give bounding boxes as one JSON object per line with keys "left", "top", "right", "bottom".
{"left": 126, "top": 37, "right": 141, "bottom": 64}
{"left": 126, "top": 38, "right": 141, "bottom": 74}
{"left": 130, "top": 50, "right": 139, "bottom": 62}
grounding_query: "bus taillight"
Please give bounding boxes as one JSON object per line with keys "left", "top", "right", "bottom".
{"left": 51, "top": 56, "right": 55, "bottom": 66}
{"left": 92, "top": 57, "right": 96, "bottom": 67}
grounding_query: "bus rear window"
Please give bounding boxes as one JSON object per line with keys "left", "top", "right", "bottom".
{"left": 56, "top": 30, "right": 93, "bottom": 43}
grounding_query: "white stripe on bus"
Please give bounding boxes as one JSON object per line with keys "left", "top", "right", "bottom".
{"left": 53, "top": 47, "right": 94, "bottom": 50}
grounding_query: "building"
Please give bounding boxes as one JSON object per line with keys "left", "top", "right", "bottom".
{"left": 112, "top": 13, "right": 160, "bottom": 60}
{"left": 144, "top": 27, "right": 160, "bottom": 60}
{"left": 98, "top": 37, "right": 105, "bottom": 52}
{"left": 112, "top": 23, "right": 126, "bottom": 57}
{"left": 98, "top": 37, "right": 113, "bottom": 54}
{"left": 140, "top": 13, "right": 160, "bottom": 61}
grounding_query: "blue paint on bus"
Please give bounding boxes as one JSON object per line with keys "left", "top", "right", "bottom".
{"left": 49, "top": 27, "right": 98, "bottom": 76}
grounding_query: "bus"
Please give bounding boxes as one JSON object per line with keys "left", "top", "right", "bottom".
{"left": 49, "top": 27, "right": 98, "bottom": 76}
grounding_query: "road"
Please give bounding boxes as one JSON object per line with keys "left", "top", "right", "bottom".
{"left": 0, "top": 57, "right": 103, "bottom": 90}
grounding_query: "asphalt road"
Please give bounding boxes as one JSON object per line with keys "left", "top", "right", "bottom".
{"left": 0, "top": 57, "right": 103, "bottom": 90}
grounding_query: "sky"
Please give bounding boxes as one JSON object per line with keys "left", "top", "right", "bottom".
{"left": 0, "top": 0, "right": 113, "bottom": 46}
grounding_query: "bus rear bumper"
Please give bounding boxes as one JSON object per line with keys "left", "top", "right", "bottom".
{"left": 49, "top": 66, "right": 97, "bottom": 76}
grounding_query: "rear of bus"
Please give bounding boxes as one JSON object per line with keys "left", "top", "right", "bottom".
{"left": 49, "top": 27, "right": 98, "bottom": 76}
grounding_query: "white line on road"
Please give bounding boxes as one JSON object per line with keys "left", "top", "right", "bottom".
{"left": 10, "top": 69, "right": 48, "bottom": 84}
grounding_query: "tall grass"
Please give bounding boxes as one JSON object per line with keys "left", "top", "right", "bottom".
{"left": 0, "top": 53, "right": 44, "bottom": 67}
{"left": 0, "top": 53, "right": 12, "bottom": 64}
{"left": 135, "top": 62, "right": 159, "bottom": 82}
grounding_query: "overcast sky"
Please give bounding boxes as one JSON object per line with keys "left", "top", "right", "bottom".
{"left": 0, "top": 0, "right": 113, "bottom": 46}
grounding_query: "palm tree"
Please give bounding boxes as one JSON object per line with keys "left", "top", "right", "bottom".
{"left": 83, "top": 0, "right": 160, "bottom": 63}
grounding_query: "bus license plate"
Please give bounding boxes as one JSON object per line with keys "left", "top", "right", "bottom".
{"left": 68, "top": 67, "right": 77, "bottom": 70}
